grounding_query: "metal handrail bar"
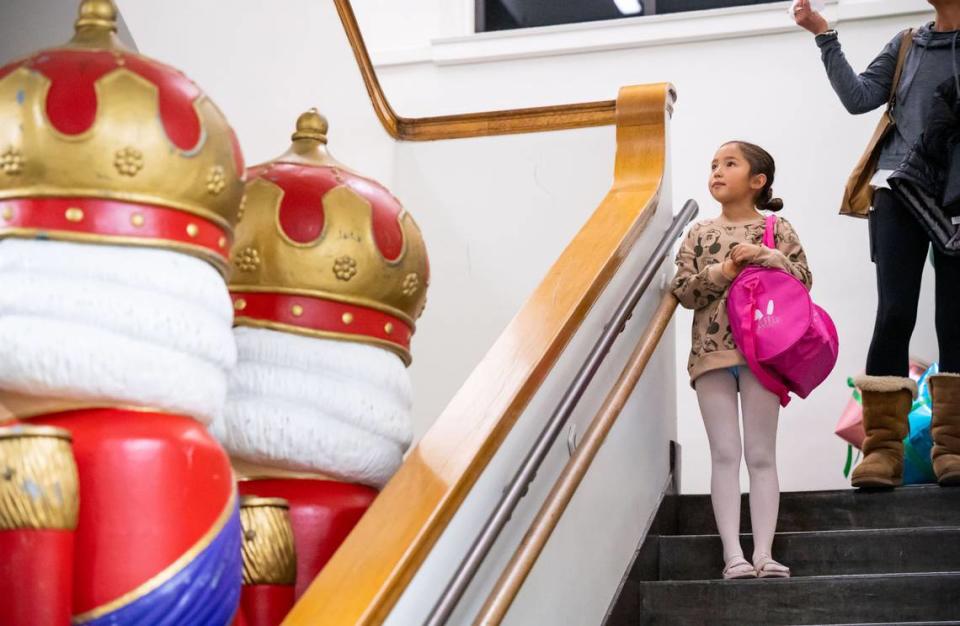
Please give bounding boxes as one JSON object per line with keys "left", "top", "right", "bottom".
{"left": 423, "top": 199, "right": 699, "bottom": 626}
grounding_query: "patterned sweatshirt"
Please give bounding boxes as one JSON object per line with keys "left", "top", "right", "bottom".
{"left": 671, "top": 216, "right": 813, "bottom": 385}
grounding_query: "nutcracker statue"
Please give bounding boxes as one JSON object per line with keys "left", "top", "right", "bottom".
{"left": 0, "top": 1, "right": 246, "bottom": 624}
{"left": 213, "top": 108, "right": 430, "bottom": 611}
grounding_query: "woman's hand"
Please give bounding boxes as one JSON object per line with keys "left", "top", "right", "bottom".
{"left": 792, "top": 0, "right": 829, "bottom": 35}
{"left": 731, "top": 243, "right": 763, "bottom": 267}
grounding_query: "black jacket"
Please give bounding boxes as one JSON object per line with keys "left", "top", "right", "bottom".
{"left": 890, "top": 73, "right": 960, "bottom": 255}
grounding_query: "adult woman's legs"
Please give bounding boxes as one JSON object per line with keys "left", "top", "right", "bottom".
{"left": 739, "top": 369, "right": 782, "bottom": 565}
{"left": 856, "top": 190, "right": 923, "bottom": 487}
{"left": 866, "top": 190, "right": 929, "bottom": 377}
{"left": 695, "top": 369, "right": 744, "bottom": 565}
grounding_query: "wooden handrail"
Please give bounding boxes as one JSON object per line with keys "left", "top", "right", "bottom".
{"left": 474, "top": 293, "right": 679, "bottom": 625}
{"left": 333, "top": 0, "right": 674, "bottom": 141}
{"left": 282, "top": 81, "right": 675, "bottom": 626}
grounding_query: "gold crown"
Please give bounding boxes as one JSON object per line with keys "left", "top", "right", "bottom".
{"left": 229, "top": 109, "right": 429, "bottom": 363}
{"left": 0, "top": 0, "right": 245, "bottom": 272}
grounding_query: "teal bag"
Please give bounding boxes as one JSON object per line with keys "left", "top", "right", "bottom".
{"left": 903, "top": 363, "right": 939, "bottom": 485}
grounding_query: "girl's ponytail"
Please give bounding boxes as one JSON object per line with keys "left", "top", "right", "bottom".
{"left": 724, "top": 141, "right": 783, "bottom": 212}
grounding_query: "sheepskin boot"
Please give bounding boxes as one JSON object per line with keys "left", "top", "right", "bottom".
{"left": 851, "top": 376, "right": 917, "bottom": 489}
{"left": 929, "top": 373, "right": 960, "bottom": 486}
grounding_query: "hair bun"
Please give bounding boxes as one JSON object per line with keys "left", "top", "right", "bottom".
{"left": 763, "top": 197, "right": 784, "bottom": 212}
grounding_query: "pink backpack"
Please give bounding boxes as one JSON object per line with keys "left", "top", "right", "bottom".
{"left": 727, "top": 215, "right": 839, "bottom": 406}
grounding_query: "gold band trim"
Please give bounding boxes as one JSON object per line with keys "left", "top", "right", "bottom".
{"left": 239, "top": 496, "right": 289, "bottom": 509}
{"left": 232, "top": 457, "right": 335, "bottom": 482}
{"left": 72, "top": 489, "right": 238, "bottom": 624}
{"left": 0, "top": 228, "right": 228, "bottom": 277}
{"left": 0, "top": 391, "right": 170, "bottom": 421}
{"left": 0, "top": 425, "right": 71, "bottom": 441}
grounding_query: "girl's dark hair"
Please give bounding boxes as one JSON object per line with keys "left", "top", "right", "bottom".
{"left": 723, "top": 141, "right": 784, "bottom": 212}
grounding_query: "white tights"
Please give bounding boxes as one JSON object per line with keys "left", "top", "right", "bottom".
{"left": 695, "top": 367, "right": 781, "bottom": 565}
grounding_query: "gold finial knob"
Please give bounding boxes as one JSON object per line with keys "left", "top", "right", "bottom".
{"left": 75, "top": 0, "right": 118, "bottom": 33}
{"left": 291, "top": 109, "right": 329, "bottom": 144}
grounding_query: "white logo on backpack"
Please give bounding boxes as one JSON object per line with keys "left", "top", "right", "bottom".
{"left": 755, "top": 300, "right": 780, "bottom": 330}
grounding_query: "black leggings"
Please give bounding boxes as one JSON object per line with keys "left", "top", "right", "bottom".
{"left": 867, "top": 189, "right": 960, "bottom": 376}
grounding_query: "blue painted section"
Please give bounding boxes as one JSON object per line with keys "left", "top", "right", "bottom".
{"left": 82, "top": 504, "right": 242, "bottom": 626}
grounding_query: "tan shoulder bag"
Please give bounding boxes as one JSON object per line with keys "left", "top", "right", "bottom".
{"left": 840, "top": 29, "right": 914, "bottom": 218}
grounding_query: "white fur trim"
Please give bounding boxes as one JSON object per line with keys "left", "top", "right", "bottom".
{"left": 0, "top": 240, "right": 236, "bottom": 423}
{"left": 931, "top": 372, "right": 960, "bottom": 378}
{"left": 854, "top": 375, "right": 919, "bottom": 399}
{"left": 213, "top": 327, "right": 413, "bottom": 487}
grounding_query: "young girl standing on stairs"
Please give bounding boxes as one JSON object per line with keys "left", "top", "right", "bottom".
{"left": 672, "top": 141, "right": 814, "bottom": 580}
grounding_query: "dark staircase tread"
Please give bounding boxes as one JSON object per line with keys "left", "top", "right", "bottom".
{"left": 616, "top": 571, "right": 960, "bottom": 626}
{"left": 638, "top": 570, "right": 960, "bottom": 587}
{"left": 638, "top": 526, "right": 960, "bottom": 581}
{"left": 808, "top": 622, "right": 960, "bottom": 626}
{"left": 606, "top": 487, "right": 960, "bottom": 626}
{"left": 666, "top": 485, "right": 960, "bottom": 534}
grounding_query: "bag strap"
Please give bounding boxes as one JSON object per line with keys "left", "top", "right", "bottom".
{"left": 888, "top": 29, "right": 914, "bottom": 112}
{"left": 762, "top": 214, "right": 777, "bottom": 249}
{"left": 737, "top": 279, "right": 792, "bottom": 407}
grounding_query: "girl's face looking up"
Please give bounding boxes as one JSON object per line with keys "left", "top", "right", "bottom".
{"left": 708, "top": 143, "right": 767, "bottom": 206}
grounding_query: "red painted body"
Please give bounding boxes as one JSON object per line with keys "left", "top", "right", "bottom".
{"left": 0, "top": 530, "right": 73, "bottom": 626}
{"left": 231, "top": 608, "right": 249, "bottom": 626}
{"left": 238, "top": 479, "right": 377, "bottom": 597}
{"left": 30, "top": 408, "right": 234, "bottom": 616}
{"left": 240, "top": 585, "right": 295, "bottom": 626}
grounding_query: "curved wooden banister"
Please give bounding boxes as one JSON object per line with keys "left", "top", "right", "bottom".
{"left": 333, "top": 0, "right": 674, "bottom": 141}
{"left": 282, "top": 81, "right": 675, "bottom": 626}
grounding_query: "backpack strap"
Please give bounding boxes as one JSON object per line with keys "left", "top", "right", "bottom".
{"left": 762, "top": 214, "right": 777, "bottom": 249}
{"left": 888, "top": 29, "right": 914, "bottom": 114}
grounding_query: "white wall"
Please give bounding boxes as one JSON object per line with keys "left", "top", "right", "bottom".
{"left": 0, "top": 0, "right": 137, "bottom": 61}
{"left": 357, "top": 0, "right": 939, "bottom": 494}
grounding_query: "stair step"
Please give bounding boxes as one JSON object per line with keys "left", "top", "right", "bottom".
{"left": 667, "top": 485, "right": 960, "bottom": 535}
{"left": 632, "top": 527, "right": 960, "bottom": 581}
{"left": 611, "top": 572, "right": 960, "bottom": 626}
{"left": 813, "top": 622, "right": 960, "bottom": 626}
